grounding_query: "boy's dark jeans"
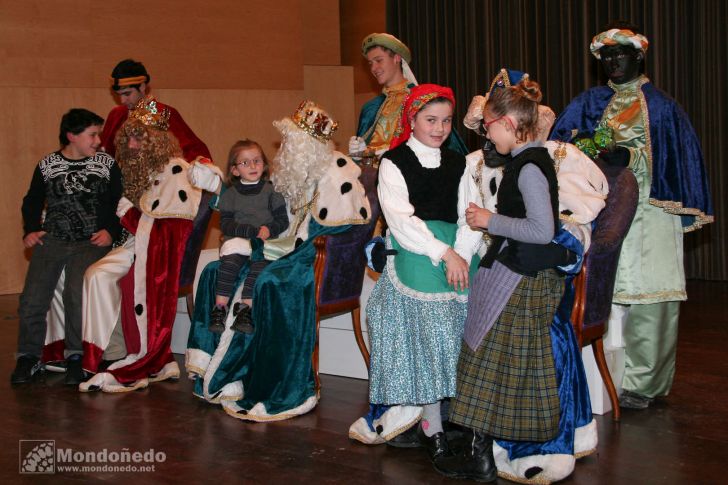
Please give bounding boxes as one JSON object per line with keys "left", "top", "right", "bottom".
{"left": 17, "top": 234, "right": 110, "bottom": 358}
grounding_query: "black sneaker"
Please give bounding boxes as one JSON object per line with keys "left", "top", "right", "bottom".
{"left": 231, "top": 304, "right": 254, "bottom": 334}
{"left": 65, "top": 354, "right": 88, "bottom": 385}
{"left": 208, "top": 305, "right": 228, "bottom": 334}
{"left": 10, "top": 355, "right": 43, "bottom": 385}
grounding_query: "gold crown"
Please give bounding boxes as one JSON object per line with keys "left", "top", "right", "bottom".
{"left": 128, "top": 96, "right": 170, "bottom": 131}
{"left": 291, "top": 100, "right": 338, "bottom": 142}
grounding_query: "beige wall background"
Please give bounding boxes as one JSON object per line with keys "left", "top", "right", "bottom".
{"left": 340, "top": 0, "right": 387, "bottom": 110}
{"left": 0, "top": 0, "right": 384, "bottom": 294}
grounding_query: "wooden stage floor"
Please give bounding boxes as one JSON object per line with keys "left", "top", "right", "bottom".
{"left": 1, "top": 280, "right": 726, "bottom": 483}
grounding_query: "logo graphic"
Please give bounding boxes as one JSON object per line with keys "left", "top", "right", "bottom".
{"left": 19, "top": 440, "right": 55, "bottom": 474}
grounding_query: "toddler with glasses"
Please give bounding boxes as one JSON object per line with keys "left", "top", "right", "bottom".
{"left": 209, "top": 139, "right": 289, "bottom": 334}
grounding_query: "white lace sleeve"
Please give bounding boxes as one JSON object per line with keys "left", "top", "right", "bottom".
{"left": 378, "top": 158, "right": 449, "bottom": 265}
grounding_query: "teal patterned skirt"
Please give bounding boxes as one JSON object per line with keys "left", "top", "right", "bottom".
{"left": 367, "top": 267, "right": 467, "bottom": 405}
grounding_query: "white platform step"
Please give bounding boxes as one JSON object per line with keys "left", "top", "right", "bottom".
{"left": 581, "top": 345, "right": 625, "bottom": 415}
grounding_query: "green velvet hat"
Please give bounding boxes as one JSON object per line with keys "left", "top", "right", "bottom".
{"left": 361, "top": 33, "right": 412, "bottom": 64}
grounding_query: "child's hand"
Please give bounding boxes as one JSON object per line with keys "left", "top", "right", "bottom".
{"left": 23, "top": 231, "right": 47, "bottom": 248}
{"left": 90, "top": 229, "right": 112, "bottom": 247}
{"left": 442, "top": 248, "right": 469, "bottom": 291}
{"left": 257, "top": 226, "right": 271, "bottom": 240}
{"left": 465, "top": 202, "right": 492, "bottom": 230}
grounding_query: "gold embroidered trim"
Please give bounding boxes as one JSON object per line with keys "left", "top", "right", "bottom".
{"left": 313, "top": 214, "right": 370, "bottom": 227}
{"left": 636, "top": 78, "right": 653, "bottom": 179}
{"left": 311, "top": 195, "right": 370, "bottom": 227}
{"left": 290, "top": 190, "right": 319, "bottom": 216}
{"left": 613, "top": 288, "right": 687, "bottom": 304}
{"left": 185, "top": 364, "right": 206, "bottom": 378}
{"left": 223, "top": 396, "right": 319, "bottom": 422}
{"left": 496, "top": 470, "right": 551, "bottom": 485}
{"left": 575, "top": 447, "right": 597, "bottom": 459}
{"left": 140, "top": 208, "right": 196, "bottom": 220}
{"left": 552, "top": 141, "right": 568, "bottom": 173}
{"left": 648, "top": 198, "right": 714, "bottom": 232}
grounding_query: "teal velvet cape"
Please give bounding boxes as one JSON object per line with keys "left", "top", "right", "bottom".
{"left": 187, "top": 220, "right": 351, "bottom": 415}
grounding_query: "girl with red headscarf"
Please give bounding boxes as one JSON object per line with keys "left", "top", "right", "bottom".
{"left": 364, "top": 84, "right": 481, "bottom": 462}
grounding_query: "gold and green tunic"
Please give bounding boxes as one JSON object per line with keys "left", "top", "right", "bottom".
{"left": 362, "top": 80, "right": 410, "bottom": 154}
{"left": 601, "top": 76, "right": 686, "bottom": 304}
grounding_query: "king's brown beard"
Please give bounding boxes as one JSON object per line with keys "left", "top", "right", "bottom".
{"left": 120, "top": 154, "right": 166, "bottom": 207}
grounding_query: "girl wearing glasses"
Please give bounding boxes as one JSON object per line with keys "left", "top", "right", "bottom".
{"left": 209, "top": 139, "right": 289, "bottom": 334}
{"left": 436, "top": 78, "right": 572, "bottom": 482}
{"left": 438, "top": 69, "right": 607, "bottom": 484}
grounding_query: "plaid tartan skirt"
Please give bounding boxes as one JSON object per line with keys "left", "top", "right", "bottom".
{"left": 450, "top": 268, "right": 564, "bottom": 442}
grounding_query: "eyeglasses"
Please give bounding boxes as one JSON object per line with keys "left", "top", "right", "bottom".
{"left": 481, "top": 115, "right": 517, "bottom": 134}
{"left": 234, "top": 158, "right": 264, "bottom": 168}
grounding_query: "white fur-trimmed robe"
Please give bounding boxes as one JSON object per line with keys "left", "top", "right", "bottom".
{"left": 80, "top": 158, "right": 201, "bottom": 392}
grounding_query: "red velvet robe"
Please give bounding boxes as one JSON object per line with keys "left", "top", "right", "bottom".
{"left": 108, "top": 209, "right": 192, "bottom": 383}
{"left": 80, "top": 158, "right": 201, "bottom": 390}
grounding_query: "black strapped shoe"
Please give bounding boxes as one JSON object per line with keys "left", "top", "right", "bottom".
{"left": 433, "top": 430, "right": 497, "bottom": 482}
{"left": 385, "top": 424, "right": 423, "bottom": 449}
{"left": 417, "top": 425, "right": 452, "bottom": 462}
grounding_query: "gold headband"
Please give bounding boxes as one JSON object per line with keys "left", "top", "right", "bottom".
{"left": 110, "top": 75, "right": 147, "bottom": 87}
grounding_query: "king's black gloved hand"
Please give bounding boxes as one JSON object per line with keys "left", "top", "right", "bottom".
{"left": 508, "top": 242, "right": 577, "bottom": 275}
{"left": 366, "top": 236, "right": 398, "bottom": 273}
{"left": 599, "top": 146, "right": 630, "bottom": 167}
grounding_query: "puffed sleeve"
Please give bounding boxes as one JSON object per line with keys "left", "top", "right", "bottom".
{"left": 377, "top": 158, "right": 449, "bottom": 265}
{"left": 454, "top": 153, "right": 485, "bottom": 263}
